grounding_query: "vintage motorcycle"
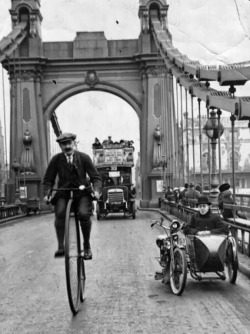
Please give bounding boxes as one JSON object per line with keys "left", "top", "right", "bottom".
{"left": 151, "top": 217, "right": 238, "bottom": 296}
{"left": 151, "top": 217, "right": 187, "bottom": 295}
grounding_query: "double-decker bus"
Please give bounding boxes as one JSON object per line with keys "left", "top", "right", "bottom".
{"left": 93, "top": 138, "right": 136, "bottom": 219}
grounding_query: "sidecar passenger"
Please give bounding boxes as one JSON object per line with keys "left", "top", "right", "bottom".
{"left": 183, "top": 196, "right": 229, "bottom": 272}
{"left": 183, "top": 196, "right": 229, "bottom": 236}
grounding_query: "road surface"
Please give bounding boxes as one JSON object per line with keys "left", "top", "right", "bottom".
{"left": 0, "top": 211, "right": 250, "bottom": 333}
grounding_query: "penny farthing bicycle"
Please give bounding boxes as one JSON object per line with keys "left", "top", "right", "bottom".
{"left": 48, "top": 185, "right": 94, "bottom": 315}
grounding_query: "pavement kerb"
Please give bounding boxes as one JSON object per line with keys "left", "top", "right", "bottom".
{"left": 0, "top": 210, "right": 53, "bottom": 226}
{"left": 138, "top": 206, "right": 250, "bottom": 280}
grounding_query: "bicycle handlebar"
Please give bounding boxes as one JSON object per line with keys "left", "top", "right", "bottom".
{"left": 48, "top": 186, "right": 92, "bottom": 192}
{"left": 46, "top": 185, "right": 98, "bottom": 204}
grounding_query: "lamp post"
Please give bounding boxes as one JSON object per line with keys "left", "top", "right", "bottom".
{"left": 153, "top": 124, "right": 161, "bottom": 166}
{"left": 11, "top": 159, "right": 21, "bottom": 205}
{"left": 160, "top": 155, "right": 167, "bottom": 191}
{"left": 203, "top": 109, "right": 224, "bottom": 202}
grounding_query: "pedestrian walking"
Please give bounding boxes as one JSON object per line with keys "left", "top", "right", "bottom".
{"left": 185, "top": 182, "right": 201, "bottom": 206}
{"left": 165, "top": 186, "right": 174, "bottom": 201}
{"left": 218, "top": 183, "right": 247, "bottom": 221}
{"left": 179, "top": 183, "right": 189, "bottom": 205}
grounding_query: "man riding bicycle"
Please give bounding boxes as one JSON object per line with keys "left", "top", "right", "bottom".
{"left": 43, "top": 133, "right": 102, "bottom": 259}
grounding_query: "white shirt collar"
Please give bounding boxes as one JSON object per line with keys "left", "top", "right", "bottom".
{"left": 65, "top": 153, "right": 74, "bottom": 163}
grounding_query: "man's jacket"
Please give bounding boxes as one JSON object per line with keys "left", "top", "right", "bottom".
{"left": 185, "top": 188, "right": 201, "bottom": 200}
{"left": 43, "top": 151, "right": 102, "bottom": 194}
{"left": 183, "top": 210, "right": 229, "bottom": 235}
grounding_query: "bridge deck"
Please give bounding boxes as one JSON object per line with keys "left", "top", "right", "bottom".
{"left": 1, "top": 211, "right": 250, "bottom": 332}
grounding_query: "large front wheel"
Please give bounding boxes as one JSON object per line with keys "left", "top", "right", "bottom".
{"left": 65, "top": 200, "right": 81, "bottom": 315}
{"left": 80, "top": 258, "right": 86, "bottom": 302}
{"left": 170, "top": 247, "right": 187, "bottom": 296}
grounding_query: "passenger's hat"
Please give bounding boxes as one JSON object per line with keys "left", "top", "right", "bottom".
{"left": 189, "top": 182, "right": 194, "bottom": 187}
{"left": 219, "top": 183, "right": 230, "bottom": 193}
{"left": 56, "top": 133, "right": 76, "bottom": 143}
{"left": 196, "top": 196, "right": 211, "bottom": 206}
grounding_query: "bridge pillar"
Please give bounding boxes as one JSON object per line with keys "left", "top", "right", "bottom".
{"left": 8, "top": 70, "right": 49, "bottom": 202}
{"left": 3, "top": 0, "right": 48, "bottom": 203}
{"left": 140, "top": 66, "right": 167, "bottom": 208}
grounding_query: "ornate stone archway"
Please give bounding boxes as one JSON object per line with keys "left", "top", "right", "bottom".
{"left": 1, "top": 0, "right": 170, "bottom": 206}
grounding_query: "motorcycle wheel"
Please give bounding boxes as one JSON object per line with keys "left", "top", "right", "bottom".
{"left": 132, "top": 202, "right": 136, "bottom": 219}
{"left": 225, "top": 242, "right": 238, "bottom": 284}
{"left": 96, "top": 202, "right": 101, "bottom": 221}
{"left": 170, "top": 247, "right": 187, "bottom": 296}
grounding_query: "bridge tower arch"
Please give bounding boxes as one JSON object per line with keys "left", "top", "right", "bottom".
{"left": 2, "top": 0, "right": 172, "bottom": 207}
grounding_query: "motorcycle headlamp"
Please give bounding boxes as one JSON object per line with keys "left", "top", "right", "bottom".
{"left": 163, "top": 239, "right": 171, "bottom": 249}
{"left": 173, "top": 234, "right": 178, "bottom": 242}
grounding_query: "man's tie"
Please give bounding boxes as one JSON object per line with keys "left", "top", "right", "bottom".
{"left": 67, "top": 155, "right": 72, "bottom": 164}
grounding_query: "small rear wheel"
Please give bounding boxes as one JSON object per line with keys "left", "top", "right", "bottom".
{"left": 225, "top": 242, "right": 238, "bottom": 284}
{"left": 170, "top": 247, "right": 187, "bottom": 295}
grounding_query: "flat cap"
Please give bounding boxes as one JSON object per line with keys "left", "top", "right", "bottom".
{"left": 219, "top": 183, "right": 230, "bottom": 193}
{"left": 56, "top": 132, "right": 76, "bottom": 143}
{"left": 189, "top": 182, "right": 194, "bottom": 187}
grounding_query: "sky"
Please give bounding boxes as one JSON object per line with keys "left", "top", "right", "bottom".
{"left": 1, "top": 0, "right": 250, "bottom": 160}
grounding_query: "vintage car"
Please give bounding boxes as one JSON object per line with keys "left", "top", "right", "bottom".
{"left": 95, "top": 166, "right": 136, "bottom": 220}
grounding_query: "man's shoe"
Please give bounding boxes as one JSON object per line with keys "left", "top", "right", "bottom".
{"left": 54, "top": 248, "right": 65, "bottom": 258}
{"left": 83, "top": 248, "right": 92, "bottom": 260}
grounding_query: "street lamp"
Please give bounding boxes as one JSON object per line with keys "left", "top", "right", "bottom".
{"left": 11, "top": 159, "right": 21, "bottom": 205}
{"left": 153, "top": 124, "right": 161, "bottom": 167}
{"left": 203, "top": 109, "right": 224, "bottom": 202}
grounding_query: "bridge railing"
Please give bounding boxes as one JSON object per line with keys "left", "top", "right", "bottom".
{"left": 0, "top": 204, "right": 27, "bottom": 222}
{"left": 160, "top": 198, "right": 250, "bottom": 257}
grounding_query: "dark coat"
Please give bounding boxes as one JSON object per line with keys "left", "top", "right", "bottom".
{"left": 218, "top": 196, "right": 234, "bottom": 220}
{"left": 43, "top": 151, "right": 102, "bottom": 195}
{"left": 218, "top": 195, "right": 247, "bottom": 221}
{"left": 185, "top": 188, "right": 201, "bottom": 200}
{"left": 183, "top": 210, "right": 229, "bottom": 235}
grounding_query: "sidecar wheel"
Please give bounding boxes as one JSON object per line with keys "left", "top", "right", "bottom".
{"left": 170, "top": 248, "right": 187, "bottom": 295}
{"left": 225, "top": 243, "right": 238, "bottom": 284}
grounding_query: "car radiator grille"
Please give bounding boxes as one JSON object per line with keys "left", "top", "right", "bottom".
{"left": 108, "top": 191, "right": 124, "bottom": 203}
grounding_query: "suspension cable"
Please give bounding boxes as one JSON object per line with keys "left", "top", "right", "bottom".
{"left": 198, "top": 98, "right": 203, "bottom": 193}
{"left": 1, "top": 66, "right": 9, "bottom": 180}
{"left": 206, "top": 107, "right": 211, "bottom": 191}
{"left": 185, "top": 88, "right": 190, "bottom": 186}
{"left": 191, "top": 92, "right": 196, "bottom": 185}
{"left": 166, "top": 74, "right": 171, "bottom": 187}
{"left": 171, "top": 76, "right": 178, "bottom": 187}
{"left": 230, "top": 114, "right": 236, "bottom": 204}
{"left": 169, "top": 74, "right": 174, "bottom": 187}
{"left": 180, "top": 85, "right": 185, "bottom": 184}
{"left": 217, "top": 109, "right": 222, "bottom": 185}
{"left": 175, "top": 79, "right": 180, "bottom": 187}
{"left": 161, "top": 70, "right": 167, "bottom": 188}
